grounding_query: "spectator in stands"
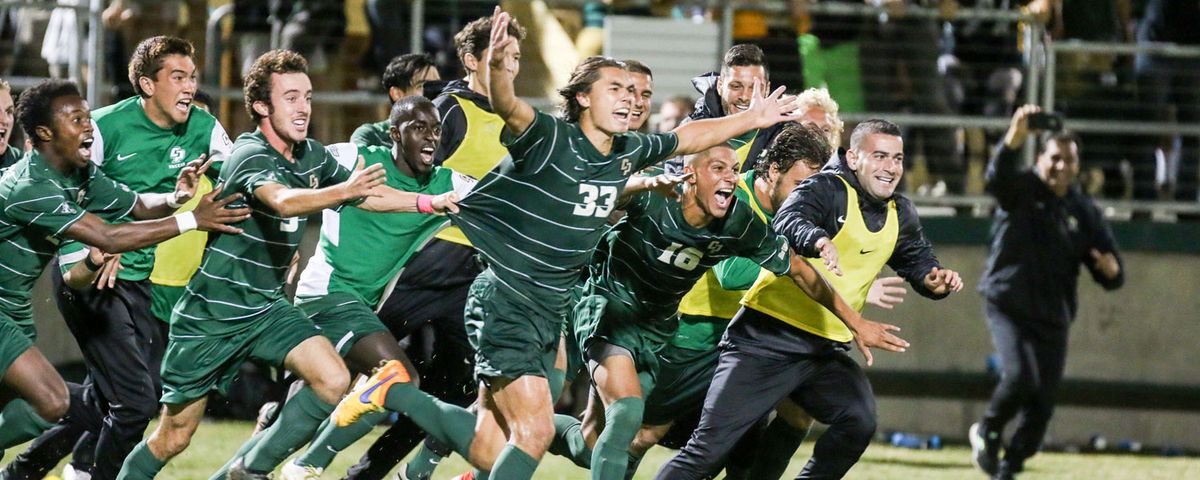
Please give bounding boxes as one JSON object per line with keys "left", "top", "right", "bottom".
{"left": 0, "top": 78, "right": 18, "bottom": 170}
{"left": 1135, "top": 0, "right": 1200, "bottom": 200}
{"left": 971, "top": 105, "right": 1124, "bottom": 480}
{"left": 654, "top": 95, "right": 693, "bottom": 133}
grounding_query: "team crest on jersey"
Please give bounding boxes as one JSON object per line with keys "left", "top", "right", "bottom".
{"left": 705, "top": 240, "right": 723, "bottom": 254}
{"left": 309, "top": 174, "right": 319, "bottom": 188}
{"left": 58, "top": 202, "right": 77, "bottom": 215}
{"left": 168, "top": 146, "right": 187, "bottom": 169}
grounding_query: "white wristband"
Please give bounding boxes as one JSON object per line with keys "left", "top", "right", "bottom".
{"left": 174, "top": 211, "right": 197, "bottom": 233}
{"left": 166, "top": 193, "right": 183, "bottom": 209}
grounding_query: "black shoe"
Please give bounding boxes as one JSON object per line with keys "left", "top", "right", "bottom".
{"left": 970, "top": 422, "right": 1001, "bottom": 475}
{"left": 228, "top": 457, "right": 272, "bottom": 480}
{"left": 992, "top": 459, "right": 1021, "bottom": 480}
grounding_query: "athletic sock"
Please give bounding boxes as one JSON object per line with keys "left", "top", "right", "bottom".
{"left": 623, "top": 454, "right": 643, "bottom": 480}
{"left": 548, "top": 367, "right": 567, "bottom": 404}
{"left": 490, "top": 444, "right": 538, "bottom": 480}
{"left": 384, "top": 384, "right": 477, "bottom": 456}
{"left": 297, "top": 411, "right": 386, "bottom": 468}
{"left": 209, "top": 429, "right": 264, "bottom": 480}
{"left": 747, "top": 417, "right": 811, "bottom": 479}
{"left": 0, "top": 399, "right": 54, "bottom": 451}
{"left": 115, "top": 440, "right": 166, "bottom": 480}
{"left": 244, "top": 387, "right": 335, "bottom": 471}
{"left": 591, "top": 397, "right": 644, "bottom": 480}
{"left": 548, "top": 414, "right": 592, "bottom": 468}
{"left": 403, "top": 437, "right": 449, "bottom": 480}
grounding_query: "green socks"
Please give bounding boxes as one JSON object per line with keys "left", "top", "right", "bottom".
{"left": 296, "top": 411, "right": 387, "bottom": 469}
{"left": 402, "top": 437, "right": 451, "bottom": 480}
{"left": 549, "top": 414, "right": 592, "bottom": 468}
{"left": 592, "top": 397, "right": 644, "bottom": 480}
{"left": 116, "top": 440, "right": 166, "bottom": 480}
{"left": 243, "top": 387, "right": 335, "bottom": 471}
{"left": 490, "top": 444, "right": 538, "bottom": 480}
{"left": 0, "top": 399, "right": 54, "bottom": 451}
{"left": 384, "top": 383, "right": 477, "bottom": 456}
{"left": 209, "top": 429, "right": 263, "bottom": 480}
{"left": 548, "top": 367, "right": 567, "bottom": 404}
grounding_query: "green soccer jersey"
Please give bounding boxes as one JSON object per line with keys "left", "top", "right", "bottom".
{"left": 172, "top": 130, "right": 352, "bottom": 337}
{"left": 0, "top": 145, "right": 22, "bottom": 171}
{"left": 452, "top": 111, "right": 678, "bottom": 317}
{"left": 350, "top": 120, "right": 391, "bottom": 148}
{"left": 58, "top": 96, "right": 232, "bottom": 281}
{"left": 0, "top": 150, "right": 137, "bottom": 328}
{"left": 295, "top": 143, "right": 475, "bottom": 308}
{"left": 587, "top": 186, "right": 791, "bottom": 343}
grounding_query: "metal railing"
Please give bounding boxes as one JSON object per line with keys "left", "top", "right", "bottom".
{"left": 0, "top": 0, "right": 103, "bottom": 104}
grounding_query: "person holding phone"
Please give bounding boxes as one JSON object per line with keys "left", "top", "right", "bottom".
{"left": 970, "top": 105, "right": 1125, "bottom": 480}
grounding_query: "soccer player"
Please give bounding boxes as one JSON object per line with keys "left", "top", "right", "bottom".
{"left": 563, "top": 137, "right": 907, "bottom": 480}
{"left": 625, "top": 124, "right": 905, "bottom": 479}
{"left": 2, "top": 36, "right": 234, "bottom": 480}
{"left": 656, "top": 119, "right": 964, "bottom": 480}
{"left": 0, "top": 78, "right": 246, "bottom": 462}
{"left": 330, "top": 7, "right": 807, "bottom": 478}
{"left": 673, "top": 44, "right": 783, "bottom": 172}
{"left": 970, "top": 106, "right": 1123, "bottom": 480}
{"left": 291, "top": 16, "right": 529, "bottom": 480}
{"left": 115, "top": 49, "right": 456, "bottom": 480}
{"left": 0, "top": 79, "right": 18, "bottom": 170}
{"left": 625, "top": 60, "right": 653, "bottom": 133}
{"left": 351, "top": 53, "right": 441, "bottom": 147}
{"left": 217, "top": 96, "right": 472, "bottom": 479}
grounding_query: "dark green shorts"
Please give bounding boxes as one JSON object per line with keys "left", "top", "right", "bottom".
{"left": 641, "top": 343, "right": 720, "bottom": 425}
{"left": 0, "top": 316, "right": 34, "bottom": 380}
{"left": 571, "top": 290, "right": 674, "bottom": 386}
{"left": 150, "top": 284, "right": 185, "bottom": 324}
{"left": 297, "top": 292, "right": 389, "bottom": 357}
{"left": 160, "top": 301, "right": 320, "bottom": 404}
{"left": 466, "top": 269, "right": 565, "bottom": 381}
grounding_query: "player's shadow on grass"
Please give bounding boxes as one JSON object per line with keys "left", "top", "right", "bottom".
{"left": 858, "top": 456, "right": 973, "bottom": 470}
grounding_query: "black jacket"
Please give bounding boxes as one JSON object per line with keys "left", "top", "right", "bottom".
{"left": 666, "top": 73, "right": 784, "bottom": 174}
{"left": 431, "top": 79, "right": 493, "bottom": 164}
{"left": 978, "top": 144, "right": 1124, "bottom": 325}
{"left": 773, "top": 156, "right": 947, "bottom": 300}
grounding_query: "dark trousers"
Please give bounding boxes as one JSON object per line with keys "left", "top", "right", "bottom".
{"left": 655, "top": 308, "right": 876, "bottom": 480}
{"left": 3, "top": 272, "right": 165, "bottom": 480}
{"left": 344, "top": 239, "right": 480, "bottom": 480}
{"left": 981, "top": 301, "right": 1069, "bottom": 467}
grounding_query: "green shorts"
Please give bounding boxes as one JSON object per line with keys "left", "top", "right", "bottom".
{"left": 160, "top": 301, "right": 320, "bottom": 404}
{"left": 571, "top": 289, "right": 676, "bottom": 386}
{"left": 150, "top": 284, "right": 185, "bottom": 324}
{"left": 642, "top": 343, "right": 720, "bottom": 425}
{"left": 297, "top": 292, "right": 389, "bottom": 357}
{"left": 0, "top": 316, "right": 34, "bottom": 380}
{"left": 466, "top": 269, "right": 566, "bottom": 381}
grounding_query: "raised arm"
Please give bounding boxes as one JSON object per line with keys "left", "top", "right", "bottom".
{"left": 254, "top": 157, "right": 385, "bottom": 218}
{"left": 672, "top": 81, "right": 800, "bottom": 156}
{"left": 487, "top": 7, "right": 536, "bottom": 137}
{"left": 986, "top": 105, "right": 1040, "bottom": 205}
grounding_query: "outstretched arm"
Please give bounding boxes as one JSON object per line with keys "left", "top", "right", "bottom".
{"left": 785, "top": 253, "right": 909, "bottom": 366}
{"left": 487, "top": 7, "right": 536, "bottom": 137}
{"left": 672, "top": 80, "right": 801, "bottom": 156}
{"left": 65, "top": 187, "right": 249, "bottom": 254}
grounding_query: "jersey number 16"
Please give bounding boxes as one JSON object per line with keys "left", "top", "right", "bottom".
{"left": 657, "top": 242, "right": 703, "bottom": 271}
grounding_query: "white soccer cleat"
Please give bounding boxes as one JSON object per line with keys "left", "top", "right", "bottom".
{"left": 280, "top": 460, "right": 322, "bottom": 480}
{"left": 63, "top": 465, "right": 92, "bottom": 480}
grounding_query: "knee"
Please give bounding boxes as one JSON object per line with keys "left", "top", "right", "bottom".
{"left": 511, "top": 413, "right": 556, "bottom": 456}
{"left": 836, "top": 405, "right": 877, "bottom": 446}
{"left": 149, "top": 418, "right": 195, "bottom": 459}
{"left": 310, "top": 367, "right": 352, "bottom": 405}
{"left": 604, "top": 397, "right": 645, "bottom": 441}
{"left": 781, "top": 409, "right": 816, "bottom": 431}
{"left": 31, "top": 379, "right": 70, "bottom": 422}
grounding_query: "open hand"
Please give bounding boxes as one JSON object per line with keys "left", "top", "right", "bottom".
{"left": 850, "top": 317, "right": 909, "bottom": 366}
{"left": 866, "top": 276, "right": 907, "bottom": 309}
{"left": 192, "top": 184, "right": 251, "bottom": 234}
{"left": 173, "top": 154, "right": 214, "bottom": 206}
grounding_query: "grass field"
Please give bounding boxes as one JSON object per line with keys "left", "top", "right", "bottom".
{"left": 17, "top": 421, "right": 1200, "bottom": 479}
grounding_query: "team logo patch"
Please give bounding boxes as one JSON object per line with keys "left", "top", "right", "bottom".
{"left": 309, "top": 174, "right": 319, "bottom": 188}
{"left": 58, "top": 202, "right": 77, "bottom": 215}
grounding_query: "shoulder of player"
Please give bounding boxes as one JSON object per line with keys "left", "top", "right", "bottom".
{"left": 91, "top": 96, "right": 140, "bottom": 123}
{"left": 184, "top": 105, "right": 218, "bottom": 129}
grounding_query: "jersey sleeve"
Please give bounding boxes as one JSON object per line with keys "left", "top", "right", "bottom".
{"left": 3, "top": 181, "right": 86, "bottom": 238}
{"left": 450, "top": 170, "right": 478, "bottom": 198}
{"left": 57, "top": 241, "right": 88, "bottom": 272}
{"left": 227, "top": 151, "right": 285, "bottom": 197}
{"left": 83, "top": 166, "right": 138, "bottom": 221}
{"left": 324, "top": 142, "right": 361, "bottom": 170}
{"left": 500, "top": 110, "right": 559, "bottom": 174}
{"left": 317, "top": 142, "right": 354, "bottom": 188}
{"left": 711, "top": 256, "right": 763, "bottom": 290}
{"left": 627, "top": 131, "right": 680, "bottom": 172}
{"left": 89, "top": 120, "right": 106, "bottom": 166}
{"left": 206, "top": 120, "right": 234, "bottom": 177}
{"left": 731, "top": 215, "right": 792, "bottom": 276}
{"left": 350, "top": 124, "right": 375, "bottom": 146}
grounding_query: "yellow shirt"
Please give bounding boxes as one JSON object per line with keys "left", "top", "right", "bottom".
{"left": 433, "top": 95, "right": 510, "bottom": 247}
{"left": 741, "top": 176, "right": 898, "bottom": 342}
{"left": 149, "top": 176, "right": 212, "bottom": 286}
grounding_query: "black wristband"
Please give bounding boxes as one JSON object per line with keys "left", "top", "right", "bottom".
{"left": 83, "top": 255, "right": 102, "bottom": 272}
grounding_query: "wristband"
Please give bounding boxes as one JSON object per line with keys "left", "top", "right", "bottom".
{"left": 166, "top": 193, "right": 183, "bottom": 209}
{"left": 174, "top": 211, "right": 197, "bottom": 233}
{"left": 83, "top": 255, "right": 102, "bottom": 272}
{"left": 416, "top": 194, "right": 435, "bottom": 214}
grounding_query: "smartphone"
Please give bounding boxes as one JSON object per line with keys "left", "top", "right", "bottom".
{"left": 1028, "top": 111, "right": 1064, "bottom": 132}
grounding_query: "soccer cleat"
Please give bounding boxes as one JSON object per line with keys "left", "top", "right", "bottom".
{"left": 253, "top": 401, "right": 279, "bottom": 434}
{"left": 280, "top": 460, "right": 322, "bottom": 480}
{"left": 969, "top": 422, "right": 1001, "bottom": 476}
{"left": 62, "top": 465, "right": 92, "bottom": 480}
{"left": 333, "top": 360, "right": 412, "bottom": 427}
{"left": 227, "top": 457, "right": 271, "bottom": 480}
